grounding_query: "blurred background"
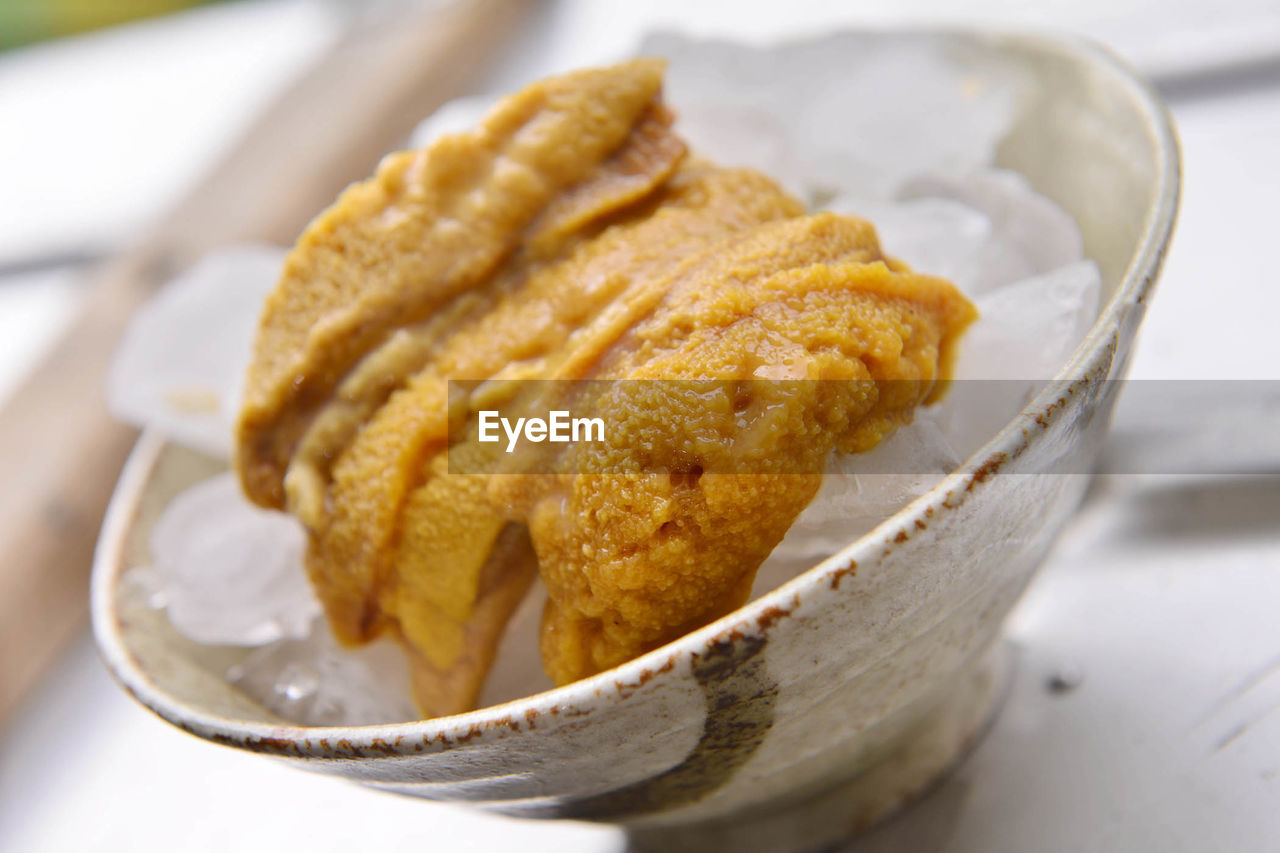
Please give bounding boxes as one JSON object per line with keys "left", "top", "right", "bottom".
{"left": 1, "top": 0, "right": 221, "bottom": 50}
{"left": 1, "top": 1, "right": 1279, "bottom": 851}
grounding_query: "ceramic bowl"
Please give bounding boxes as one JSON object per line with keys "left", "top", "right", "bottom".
{"left": 92, "top": 28, "right": 1179, "bottom": 852}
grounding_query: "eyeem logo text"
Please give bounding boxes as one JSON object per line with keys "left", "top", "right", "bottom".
{"left": 478, "top": 410, "right": 606, "bottom": 453}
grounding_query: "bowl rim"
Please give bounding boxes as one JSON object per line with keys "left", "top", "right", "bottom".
{"left": 91, "top": 25, "right": 1180, "bottom": 758}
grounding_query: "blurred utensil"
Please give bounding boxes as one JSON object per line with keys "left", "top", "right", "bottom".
{"left": 0, "top": 0, "right": 531, "bottom": 727}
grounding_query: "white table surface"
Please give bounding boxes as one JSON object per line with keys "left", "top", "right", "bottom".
{"left": 2, "top": 1, "right": 1279, "bottom": 850}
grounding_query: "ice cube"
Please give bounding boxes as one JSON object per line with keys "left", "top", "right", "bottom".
{"left": 900, "top": 170, "right": 1085, "bottom": 292}
{"left": 935, "top": 260, "right": 1102, "bottom": 456}
{"left": 107, "top": 245, "right": 286, "bottom": 459}
{"left": 759, "top": 416, "right": 961, "bottom": 584}
{"left": 827, "top": 195, "right": 992, "bottom": 289}
{"left": 409, "top": 94, "right": 497, "bottom": 149}
{"left": 227, "top": 617, "right": 418, "bottom": 726}
{"left": 957, "top": 259, "right": 1101, "bottom": 381}
{"left": 657, "top": 99, "right": 809, "bottom": 200}
{"left": 149, "top": 473, "right": 318, "bottom": 646}
{"left": 645, "top": 32, "right": 1024, "bottom": 201}
{"left": 118, "top": 563, "right": 167, "bottom": 613}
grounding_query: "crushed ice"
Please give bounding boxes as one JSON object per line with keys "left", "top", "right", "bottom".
{"left": 107, "top": 244, "right": 284, "bottom": 459}
{"left": 226, "top": 618, "right": 418, "bottom": 725}
{"left": 109, "top": 33, "right": 1102, "bottom": 725}
{"left": 147, "top": 473, "right": 317, "bottom": 646}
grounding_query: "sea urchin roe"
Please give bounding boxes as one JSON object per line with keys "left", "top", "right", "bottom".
{"left": 313, "top": 163, "right": 802, "bottom": 715}
{"left": 234, "top": 60, "right": 976, "bottom": 718}
{"left": 237, "top": 58, "right": 677, "bottom": 510}
{"left": 497, "top": 214, "right": 977, "bottom": 683}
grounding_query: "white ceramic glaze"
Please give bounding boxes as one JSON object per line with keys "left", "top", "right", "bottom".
{"left": 92, "top": 29, "right": 1179, "bottom": 850}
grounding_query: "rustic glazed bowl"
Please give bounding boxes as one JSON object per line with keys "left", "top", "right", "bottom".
{"left": 93, "top": 29, "right": 1179, "bottom": 852}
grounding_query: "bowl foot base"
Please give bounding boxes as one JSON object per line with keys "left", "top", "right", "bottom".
{"left": 623, "top": 642, "right": 1011, "bottom": 853}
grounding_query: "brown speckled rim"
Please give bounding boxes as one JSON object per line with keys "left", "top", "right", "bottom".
{"left": 92, "top": 27, "right": 1179, "bottom": 760}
